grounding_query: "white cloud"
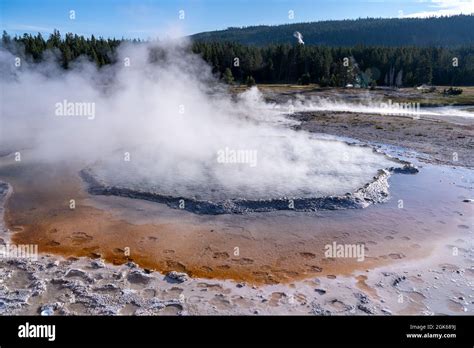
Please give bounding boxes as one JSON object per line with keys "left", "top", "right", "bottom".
{"left": 404, "top": 0, "right": 474, "bottom": 18}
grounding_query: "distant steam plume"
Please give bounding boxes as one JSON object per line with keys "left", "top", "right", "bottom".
{"left": 293, "top": 31, "right": 304, "bottom": 44}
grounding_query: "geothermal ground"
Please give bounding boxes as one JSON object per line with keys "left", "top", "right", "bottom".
{"left": 0, "top": 87, "right": 473, "bottom": 315}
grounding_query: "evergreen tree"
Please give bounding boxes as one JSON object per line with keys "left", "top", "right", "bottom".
{"left": 223, "top": 68, "right": 234, "bottom": 84}
{"left": 245, "top": 75, "right": 256, "bottom": 86}
{"left": 299, "top": 72, "right": 311, "bottom": 85}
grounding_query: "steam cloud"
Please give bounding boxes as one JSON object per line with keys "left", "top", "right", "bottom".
{"left": 293, "top": 31, "right": 304, "bottom": 45}
{"left": 0, "top": 39, "right": 397, "bottom": 201}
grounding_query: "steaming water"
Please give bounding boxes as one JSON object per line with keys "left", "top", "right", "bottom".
{"left": 0, "top": 42, "right": 404, "bottom": 203}
{"left": 91, "top": 137, "right": 397, "bottom": 201}
{"left": 0, "top": 42, "right": 402, "bottom": 200}
{"left": 291, "top": 98, "right": 474, "bottom": 119}
{"left": 421, "top": 105, "right": 474, "bottom": 118}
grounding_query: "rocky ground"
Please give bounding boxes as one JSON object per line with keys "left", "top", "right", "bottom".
{"left": 292, "top": 111, "right": 474, "bottom": 168}
{"left": 258, "top": 85, "right": 474, "bottom": 107}
{"left": 1, "top": 181, "right": 472, "bottom": 316}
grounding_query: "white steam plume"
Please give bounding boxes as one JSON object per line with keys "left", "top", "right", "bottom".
{"left": 293, "top": 31, "right": 304, "bottom": 45}
{"left": 0, "top": 39, "right": 396, "bottom": 200}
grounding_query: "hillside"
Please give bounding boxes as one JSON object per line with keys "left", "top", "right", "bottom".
{"left": 191, "top": 15, "right": 474, "bottom": 47}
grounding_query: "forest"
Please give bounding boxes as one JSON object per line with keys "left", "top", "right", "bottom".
{"left": 2, "top": 29, "right": 473, "bottom": 87}
{"left": 191, "top": 15, "right": 474, "bottom": 47}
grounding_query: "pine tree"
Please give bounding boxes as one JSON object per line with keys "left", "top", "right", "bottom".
{"left": 245, "top": 75, "right": 256, "bottom": 87}
{"left": 223, "top": 68, "right": 234, "bottom": 84}
{"left": 2, "top": 30, "right": 11, "bottom": 47}
{"left": 299, "top": 72, "right": 311, "bottom": 85}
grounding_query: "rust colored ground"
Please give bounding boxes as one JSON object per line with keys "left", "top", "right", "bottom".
{"left": 0, "top": 160, "right": 455, "bottom": 285}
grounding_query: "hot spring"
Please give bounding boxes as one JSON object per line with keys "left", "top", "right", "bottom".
{"left": 81, "top": 128, "right": 407, "bottom": 214}
{"left": 1, "top": 41, "right": 410, "bottom": 214}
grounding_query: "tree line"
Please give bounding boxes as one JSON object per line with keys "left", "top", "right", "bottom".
{"left": 2, "top": 31, "right": 473, "bottom": 86}
{"left": 1, "top": 30, "right": 124, "bottom": 69}
{"left": 193, "top": 41, "right": 473, "bottom": 86}
{"left": 191, "top": 15, "right": 474, "bottom": 47}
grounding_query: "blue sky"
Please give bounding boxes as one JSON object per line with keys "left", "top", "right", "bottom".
{"left": 1, "top": 0, "right": 473, "bottom": 39}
